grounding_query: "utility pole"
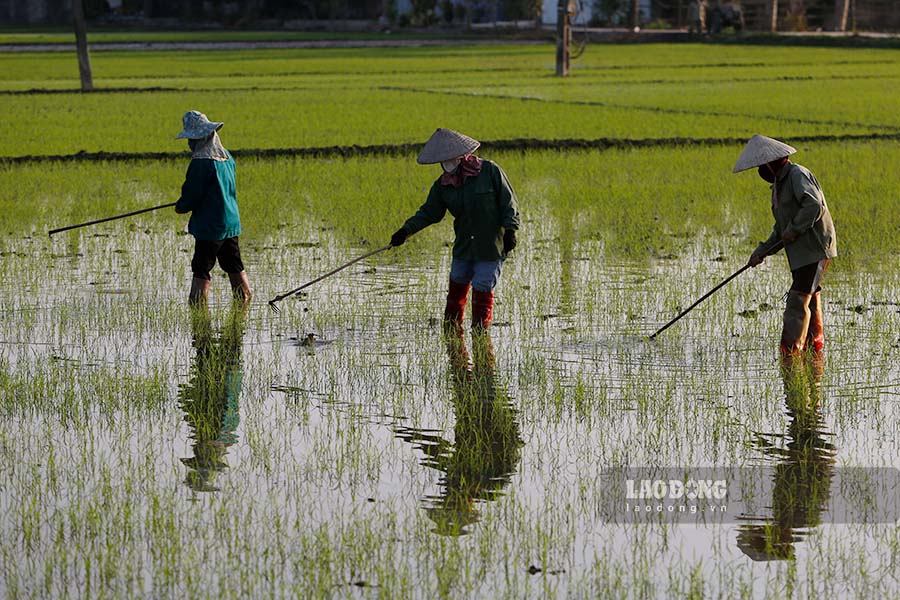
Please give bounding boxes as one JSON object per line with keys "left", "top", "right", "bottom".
{"left": 556, "top": 0, "right": 575, "bottom": 77}
{"left": 72, "top": 0, "right": 94, "bottom": 91}
{"left": 770, "top": 0, "right": 778, "bottom": 31}
{"left": 834, "top": 0, "right": 849, "bottom": 32}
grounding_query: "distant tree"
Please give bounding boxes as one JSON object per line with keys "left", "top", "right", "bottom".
{"left": 410, "top": 0, "right": 438, "bottom": 25}
{"left": 502, "top": 0, "right": 542, "bottom": 22}
{"left": 592, "top": 0, "right": 624, "bottom": 25}
{"left": 72, "top": 0, "right": 94, "bottom": 91}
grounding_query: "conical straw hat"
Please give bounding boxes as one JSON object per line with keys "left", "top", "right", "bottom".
{"left": 176, "top": 110, "right": 224, "bottom": 140}
{"left": 417, "top": 128, "right": 480, "bottom": 164}
{"left": 732, "top": 135, "right": 797, "bottom": 173}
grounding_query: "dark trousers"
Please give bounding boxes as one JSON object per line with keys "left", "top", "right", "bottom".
{"left": 191, "top": 237, "right": 245, "bottom": 280}
{"left": 790, "top": 259, "right": 829, "bottom": 294}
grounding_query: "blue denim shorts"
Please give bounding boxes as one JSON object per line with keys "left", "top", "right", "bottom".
{"left": 449, "top": 259, "right": 503, "bottom": 293}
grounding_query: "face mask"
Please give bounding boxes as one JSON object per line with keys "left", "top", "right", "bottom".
{"left": 441, "top": 158, "right": 461, "bottom": 173}
{"left": 757, "top": 164, "right": 776, "bottom": 183}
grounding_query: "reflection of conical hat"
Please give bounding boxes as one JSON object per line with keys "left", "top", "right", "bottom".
{"left": 417, "top": 128, "right": 480, "bottom": 164}
{"left": 733, "top": 135, "right": 797, "bottom": 173}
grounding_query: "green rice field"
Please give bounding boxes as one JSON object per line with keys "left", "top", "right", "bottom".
{"left": 2, "top": 41, "right": 900, "bottom": 598}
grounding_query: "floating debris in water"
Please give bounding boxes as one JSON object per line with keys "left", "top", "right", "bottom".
{"left": 738, "top": 309, "right": 758, "bottom": 319}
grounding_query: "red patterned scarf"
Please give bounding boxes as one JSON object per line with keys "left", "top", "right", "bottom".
{"left": 440, "top": 154, "right": 483, "bottom": 188}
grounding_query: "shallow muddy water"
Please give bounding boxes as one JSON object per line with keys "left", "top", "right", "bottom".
{"left": 2, "top": 221, "right": 899, "bottom": 598}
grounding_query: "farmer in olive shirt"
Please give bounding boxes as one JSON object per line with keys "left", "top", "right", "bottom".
{"left": 175, "top": 110, "right": 252, "bottom": 305}
{"left": 390, "top": 128, "right": 520, "bottom": 331}
{"left": 736, "top": 135, "right": 837, "bottom": 355}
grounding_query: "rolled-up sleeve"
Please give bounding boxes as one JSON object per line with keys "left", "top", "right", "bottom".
{"left": 755, "top": 223, "right": 780, "bottom": 256}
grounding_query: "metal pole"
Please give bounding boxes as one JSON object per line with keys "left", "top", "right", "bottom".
{"left": 48, "top": 202, "right": 176, "bottom": 237}
{"left": 268, "top": 245, "right": 393, "bottom": 313}
{"left": 649, "top": 240, "right": 784, "bottom": 340}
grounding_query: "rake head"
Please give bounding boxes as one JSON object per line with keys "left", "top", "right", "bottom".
{"left": 268, "top": 299, "right": 282, "bottom": 314}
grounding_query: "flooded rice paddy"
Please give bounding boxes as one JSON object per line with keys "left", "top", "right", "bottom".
{"left": 2, "top": 209, "right": 900, "bottom": 598}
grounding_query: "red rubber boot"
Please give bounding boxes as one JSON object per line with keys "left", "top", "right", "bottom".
{"left": 780, "top": 291, "right": 812, "bottom": 357}
{"left": 444, "top": 280, "right": 471, "bottom": 329}
{"left": 806, "top": 291, "right": 825, "bottom": 353}
{"left": 471, "top": 290, "right": 494, "bottom": 330}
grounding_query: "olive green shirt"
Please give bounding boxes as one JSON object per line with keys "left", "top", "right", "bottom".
{"left": 755, "top": 162, "right": 837, "bottom": 270}
{"left": 403, "top": 160, "right": 520, "bottom": 261}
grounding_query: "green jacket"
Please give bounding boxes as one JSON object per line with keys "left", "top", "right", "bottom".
{"left": 175, "top": 154, "right": 242, "bottom": 241}
{"left": 402, "top": 160, "right": 520, "bottom": 262}
{"left": 756, "top": 162, "right": 837, "bottom": 270}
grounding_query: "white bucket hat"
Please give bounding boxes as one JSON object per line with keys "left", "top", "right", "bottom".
{"left": 417, "top": 128, "right": 480, "bottom": 165}
{"left": 176, "top": 110, "right": 224, "bottom": 140}
{"left": 733, "top": 134, "right": 797, "bottom": 173}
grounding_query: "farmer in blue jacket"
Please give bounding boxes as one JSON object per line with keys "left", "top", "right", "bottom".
{"left": 390, "top": 128, "right": 520, "bottom": 331}
{"left": 175, "top": 111, "right": 252, "bottom": 305}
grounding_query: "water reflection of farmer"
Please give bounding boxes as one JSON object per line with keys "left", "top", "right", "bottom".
{"left": 395, "top": 331, "right": 523, "bottom": 536}
{"left": 737, "top": 356, "right": 836, "bottom": 561}
{"left": 178, "top": 304, "right": 247, "bottom": 493}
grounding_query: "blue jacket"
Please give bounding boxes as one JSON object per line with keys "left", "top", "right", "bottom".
{"left": 175, "top": 153, "right": 242, "bottom": 241}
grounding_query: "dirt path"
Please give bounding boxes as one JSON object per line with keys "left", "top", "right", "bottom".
{"left": 0, "top": 38, "right": 545, "bottom": 53}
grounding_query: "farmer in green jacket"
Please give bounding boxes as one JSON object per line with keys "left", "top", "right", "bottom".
{"left": 390, "top": 128, "right": 520, "bottom": 330}
{"left": 175, "top": 111, "right": 252, "bottom": 305}
{"left": 735, "top": 135, "right": 837, "bottom": 356}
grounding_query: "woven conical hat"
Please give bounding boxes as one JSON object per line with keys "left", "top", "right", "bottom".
{"left": 417, "top": 128, "right": 480, "bottom": 164}
{"left": 733, "top": 135, "right": 797, "bottom": 173}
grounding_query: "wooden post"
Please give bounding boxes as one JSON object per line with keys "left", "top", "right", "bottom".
{"left": 770, "top": 0, "right": 778, "bottom": 31}
{"left": 556, "top": 0, "right": 571, "bottom": 77}
{"left": 72, "top": 0, "right": 93, "bottom": 91}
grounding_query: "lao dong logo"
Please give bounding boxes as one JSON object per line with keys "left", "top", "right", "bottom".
{"left": 625, "top": 478, "right": 728, "bottom": 500}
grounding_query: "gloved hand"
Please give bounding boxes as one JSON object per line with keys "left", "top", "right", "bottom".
{"left": 503, "top": 229, "right": 517, "bottom": 255}
{"left": 390, "top": 228, "right": 409, "bottom": 247}
{"left": 781, "top": 227, "right": 799, "bottom": 245}
{"left": 748, "top": 252, "right": 764, "bottom": 268}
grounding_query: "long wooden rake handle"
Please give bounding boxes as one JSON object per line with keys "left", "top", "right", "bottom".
{"left": 268, "top": 244, "right": 393, "bottom": 312}
{"left": 48, "top": 202, "right": 177, "bottom": 237}
{"left": 649, "top": 240, "right": 785, "bottom": 340}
